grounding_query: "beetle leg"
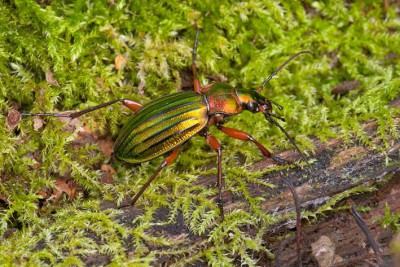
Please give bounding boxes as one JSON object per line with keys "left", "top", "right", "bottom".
{"left": 202, "top": 132, "right": 224, "bottom": 220}
{"left": 192, "top": 29, "right": 201, "bottom": 93}
{"left": 119, "top": 147, "right": 180, "bottom": 209}
{"left": 21, "top": 99, "right": 142, "bottom": 120}
{"left": 217, "top": 125, "right": 299, "bottom": 167}
{"left": 120, "top": 99, "right": 142, "bottom": 112}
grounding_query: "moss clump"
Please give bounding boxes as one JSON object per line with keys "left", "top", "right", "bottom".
{"left": 1, "top": 1, "right": 399, "bottom": 266}
{"left": 380, "top": 203, "right": 400, "bottom": 232}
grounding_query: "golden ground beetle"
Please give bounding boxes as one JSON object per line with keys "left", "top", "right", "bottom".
{"left": 22, "top": 30, "right": 310, "bottom": 219}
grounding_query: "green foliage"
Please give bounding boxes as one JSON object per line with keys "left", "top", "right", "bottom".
{"left": 0, "top": 0, "right": 399, "bottom": 266}
{"left": 302, "top": 185, "right": 377, "bottom": 220}
{"left": 379, "top": 203, "right": 400, "bottom": 232}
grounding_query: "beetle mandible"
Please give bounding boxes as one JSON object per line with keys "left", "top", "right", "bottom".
{"left": 22, "top": 30, "right": 310, "bottom": 219}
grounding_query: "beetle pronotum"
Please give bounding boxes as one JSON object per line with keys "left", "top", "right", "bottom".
{"left": 22, "top": 30, "right": 310, "bottom": 219}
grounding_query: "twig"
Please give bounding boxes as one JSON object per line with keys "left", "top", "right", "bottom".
{"left": 281, "top": 176, "right": 302, "bottom": 267}
{"left": 349, "top": 201, "right": 383, "bottom": 266}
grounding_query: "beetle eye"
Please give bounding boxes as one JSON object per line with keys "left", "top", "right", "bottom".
{"left": 247, "top": 102, "right": 258, "bottom": 112}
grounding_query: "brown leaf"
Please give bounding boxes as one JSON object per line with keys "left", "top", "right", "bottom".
{"left": 33, "top": 117, "right": 44, "bottom": 131}
{"left": 56, "top": 112, "right": 81, "bottom": 133}
{"left": 67, "top": 180, "right": 77, "bottom": 199}
{"left": 101, "top": 164, "right": 115, "bottom": 184}
{"left": 45, "top": 70, "right": 60, "bottom": 87}
{"left": 97, "top": 136, "right": 114, "bottom": 157}
{"left": 6, "top": 109, "right": 21, "bottom": 130}
{"left": 36, "top": 189, "right": 51, "bottom": 200}
{"left": 52, "top": 179, "right": 73, "bottom": 201}
{"left": 115, "top": 54, "right": 127, "bottom": 70}
{"left": 331, "top": 81, "right": 361, "bottom": 95}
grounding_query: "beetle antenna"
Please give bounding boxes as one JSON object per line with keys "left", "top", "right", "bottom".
{"left": 265, "top": 115, "right": 311, "bottom": 170}
{"left": 256, "top": 51, "right": 312, "bottom": 92}
{"left": 192, "top": 29, "right": 200, "bottom": 67}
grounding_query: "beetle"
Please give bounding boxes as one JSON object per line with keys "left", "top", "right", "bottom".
{"left": 22, "top": 30, "right": 310, "bottom": 219}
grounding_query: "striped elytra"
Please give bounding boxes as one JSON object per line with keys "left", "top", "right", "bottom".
{"left": 114, "top": 91, "right": 208, "bottom": 163}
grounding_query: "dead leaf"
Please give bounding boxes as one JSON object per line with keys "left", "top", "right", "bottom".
{"left": 56, "top": 112, "right": 82, "bottom": 133}
{"left": 101, "top": 164, "right": 115, "bottom": 184}
{"left": 33, "top": 117, "right": 44, "bottom": 131}
{"left": 52, "top": 179, "right": 73, "bottom": 201}
{"left": 115, "top": 54, "right": 127, "bottom": 70}
{"left": 331, "top": 81, "right": 361, "bottom": 95}
{"left": 6, "top": 109, "right": 21, "bottom": 130}
{"left": 45, "top": 70, "right": 60, "bottom": 87}
{"left": 67, "top": 180, "right": 77, "bottom": 200}
{"left": 97, "top": 136, "right": 114, "bottom": 156}
{"left": 36, "top": 189, "right": 51, "bottom": 200}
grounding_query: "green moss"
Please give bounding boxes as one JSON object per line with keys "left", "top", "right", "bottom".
{"left": 1, "top": 0, "right": 399, "bottom": 266}
{"left": 379, "top": 203, "right": 400, "bottom": 232}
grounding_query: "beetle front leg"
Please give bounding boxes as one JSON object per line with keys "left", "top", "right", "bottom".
{"left": 119, "top": 147, "right": 180, "bottom": 209}
{"left": 217, "top": 125, "right": 299, "bottom": 167}
{"left": 201, "top": 132, "right": 224, "bottom": 220}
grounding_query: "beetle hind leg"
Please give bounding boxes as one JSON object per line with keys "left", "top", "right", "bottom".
{"left": 201, "top": 131, "right": 224, "bottom": 220}
{"left": 118, "top": 147, "right": 180, "bottom": 209}
{"left": 21, "top": 99, "right": 142, "bottom": 121}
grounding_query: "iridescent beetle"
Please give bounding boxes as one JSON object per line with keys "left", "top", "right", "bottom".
{"left": 23, "top": 31, "right": 310, "bottom": 219}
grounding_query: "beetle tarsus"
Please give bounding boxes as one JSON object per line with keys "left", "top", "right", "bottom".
{"left": 271, "top": 155, "right": 300, "bottom": 168}
{"left": 266, "top": 116, "right": 311, "bottom": 171}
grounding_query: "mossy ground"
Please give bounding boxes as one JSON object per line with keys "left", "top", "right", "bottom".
{"left": 0, "top": 1, "right": 399, "bottom": 266}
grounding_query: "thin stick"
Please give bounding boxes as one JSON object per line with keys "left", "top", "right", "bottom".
{"left": 281, "top": 176, "right": 303, "bottom": 267}
{"left": 350, "top": 204, "right": 383, "bottom": 266}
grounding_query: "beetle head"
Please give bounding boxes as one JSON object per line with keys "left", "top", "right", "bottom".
{"left": 237, "top": 90, "right": 284, "bottom": 120}
{"left": 236, "top": 51, "right": 312, "bottom": 170}
{"left": 237, "top": 90, "right": 310, "bottom": 170}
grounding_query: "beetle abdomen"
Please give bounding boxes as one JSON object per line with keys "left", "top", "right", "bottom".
{"left": 115, "top": 92, "right": 208, "bottom": 163}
